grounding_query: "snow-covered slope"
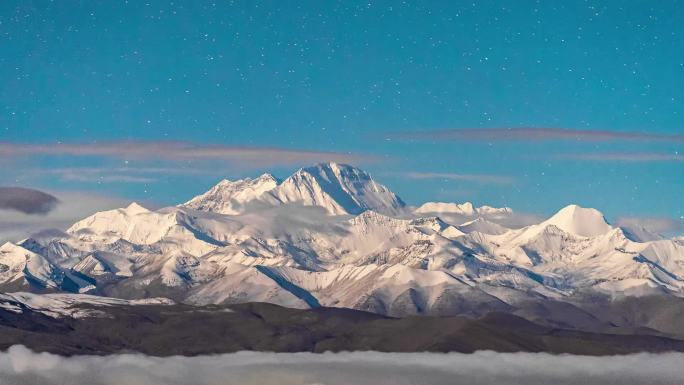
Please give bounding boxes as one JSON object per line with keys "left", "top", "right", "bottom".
{"left": 12, "top": 164, "right": 684, "bottom": 317}
{"left": 0, "top": 242, "right": 92, "bottom": 292}
{"left": 0, "top": 292, "right": 173, "bottom": 318}
{"left": 0, "top": 242, "right": 57, "bottom": 288}
{"left": 67, "top": 203, "right": 221, "bottom": 256}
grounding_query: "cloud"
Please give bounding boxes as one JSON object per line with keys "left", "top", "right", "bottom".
{"left": 397, "top": 172, "right": 515, "bottom": 185}
{"left": 26, "top": 167, "right": 227, "bottom": 184}
{"left": 59, "top": 174, "right": 158, "bottom": 184}
{"left": 616, "top": 216, "right": 683, "bottom": 236}
{"left": 0, "top": 141, "right": 374, "bottom": 167}
{"left": 0, "top": 187, "right": 59, "bottom": 215}
{"left": 0, "top": 346, "right": 683, "bottom": 385}
{"left": 228, "top": 203, "right": 352, "bottom": 238}
{"left": 0, "top": 191, "right": 129, "bottom": 242}
{"left": 408, "top": 207, "right": 542, "bottom": 229}
{"left": 390, "top": 127, "right": 684, "bottom": 142}
{"left": 556, "top": 152, "right": 683, "bottom": 162}
{"left": 490, "top": 212, "right": 545, "bottom": 229}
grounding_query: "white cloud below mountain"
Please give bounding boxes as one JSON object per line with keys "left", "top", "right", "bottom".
{"left": 1, "top": 346, "right": 682, "bottom": 385}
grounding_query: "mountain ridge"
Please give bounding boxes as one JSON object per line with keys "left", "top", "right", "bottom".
{"left": 4, "top": 162, "right": 683, "bottom": 319}
{"left": 182, "top": 162, "right": 406, "bottom": 216}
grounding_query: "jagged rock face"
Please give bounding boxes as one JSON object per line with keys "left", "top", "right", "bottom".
{"left": 9, "top": 164, "right": 684, "bottom": 318}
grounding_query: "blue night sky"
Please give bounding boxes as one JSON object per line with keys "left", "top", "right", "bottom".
{"left": 0, "top": 1, "right": 682, "bottom": 234}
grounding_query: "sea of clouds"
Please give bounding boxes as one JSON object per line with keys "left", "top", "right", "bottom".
{"left": 0, "top": 346, "right": 683, "bottom": 385}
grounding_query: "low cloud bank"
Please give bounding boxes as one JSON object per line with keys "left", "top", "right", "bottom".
{"left": 0, "top": 346, "right": 682, "bottom": 385}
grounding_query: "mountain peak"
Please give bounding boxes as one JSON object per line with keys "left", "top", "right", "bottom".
{"left": 543, "top": 204, "right": 612, "bottom": 237}
{"left": 215, "top": 173, "right": 278, "bottom": 187}
{"left": 310, "top": 161, "right": 349, "bottom": 169}
{"left": 183, "top": 174, "right": 279, "bottom": 215}
{"left": 124, "top": 202, "right": 149, "bottom": 214}
{"left": 255, "top": 173, "right": 278, "bottom": 182}
{"left": 0, "top": 241, "right": 38, "bottom": 255}
{"left": 0, "top": 241, "right": 18, "bottom": 252}
{"left": 182, "top": 164, "right": 405, "bottom": 216}
{"left": 0, "top": 242, "right": 37, "bottom": 265}
{"left": 298, "top": 162, "right": 364, "bottom": 182}
{"left": 275, "top": 162, "right": 406, "bottom": 216}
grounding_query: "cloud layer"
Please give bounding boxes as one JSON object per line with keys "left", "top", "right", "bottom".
{"left": 0, "top": 141, "right": 373, "bottom": 167}
{"left": 0, "top": 346, "right": 682, "bottom": 385}
{"left": 616, "top": 216, "right": 683, "bottom": 235}
{"left": 557, "top": 152, "right": 683, "bottom": 162}
{"left": 392, "top": 127, "right": 684, "bottom": 143}
{"left": 400, "top": 171, "right": 515, "bottom": 185}
{"left": 0, "top": 187, "right": 59, "bottom": 215}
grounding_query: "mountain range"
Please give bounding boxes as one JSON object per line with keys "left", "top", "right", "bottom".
{"left": 1, "top": 162, "right": 683, "bottom": 354}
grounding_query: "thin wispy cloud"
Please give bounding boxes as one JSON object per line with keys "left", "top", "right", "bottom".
{"left": 55, "top": 170, "right": 150, "bottom": 184}
{"left": 0, "top": 141, "right": 374, "bottom": 167}
{"left": 60, "top": 174, "right": 158, "bottom": 184}
{"left": 49, "top": 167, "right": 219, "bottom": 175}
{"left": 557, "top": 152, "right": 683, "bottom": 162}
{"left": 398, "top": 172, "right": 515, "bottom": 185}
{"left": 30, "top": 167, "right": 225, "bottom": 184}
{"left": 390, "top": 127, "right": 684, "bottom": 142}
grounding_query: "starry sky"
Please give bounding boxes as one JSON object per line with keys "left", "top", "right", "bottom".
{"left": 0, "top": 1, "right": 682, "bottom": 237}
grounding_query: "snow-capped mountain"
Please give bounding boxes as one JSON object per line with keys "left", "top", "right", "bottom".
{"left": 268, "top": 162, "right": 406, "bottom": 216}
{"left": 183, "top": 173, "right": 279, "bottom": 215}
{"left": 539, "top": 204, "right": 612, "bottom": 237}
{"left": 10, "top": 163, "right": 684, "bottom": 317}
{"left": 182, "top": 162, "right": 406, "bottom": 216}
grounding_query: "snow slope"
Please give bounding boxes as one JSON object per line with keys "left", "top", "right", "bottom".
{"left": 0, "top": 242, "right": 92, "bottom": 292}
{"left": 0, "top": 291, "right": 173, "bottom": 318}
